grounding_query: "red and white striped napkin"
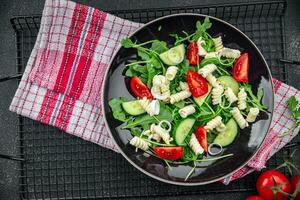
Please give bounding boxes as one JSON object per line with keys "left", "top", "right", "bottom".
{"left": 10, "top": 0, "right": 300, "bottom": 184}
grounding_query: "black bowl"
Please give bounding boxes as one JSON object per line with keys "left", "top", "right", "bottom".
{"left": 102, "top": 14, "right": 274, "bottom": 185}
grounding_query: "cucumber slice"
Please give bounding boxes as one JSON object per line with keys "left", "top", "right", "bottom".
{"left": 218, "top": 76, "right": 239, "bottom": 95}
{"left": 193, "top": 84, "right": 212, "bottom": 107}
{"left": 173, "top": 117, "right": 196, "bottom": 145}
{"left": 159, "top": 44, "right": 185, "bottom": 65}
{"left": 213, "top": 118, "right": 238, "bottom": 147}
{"left": 122, "top": 100, "right": 146, "bottom": 116}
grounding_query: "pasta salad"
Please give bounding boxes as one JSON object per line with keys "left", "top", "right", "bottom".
{"left": 109, "top": 17, "right": 267, "bottom": 180}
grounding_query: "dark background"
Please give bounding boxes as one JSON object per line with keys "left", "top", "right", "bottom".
{"left": 0, "top": 0, "right": 299, "bottom": 199}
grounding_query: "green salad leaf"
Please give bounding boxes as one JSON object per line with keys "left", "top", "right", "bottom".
{"left": 288, "top": 96, "right": 300, "bottom": 119}
{"left": 150, "top": 40, "right": 168, "bottom": 54}
{"left": 243, "top": 84, "right": 267, "bottom": 111}
{"left": 193, "top": 17, "right": 212, "bottom": 41}
{"left": 121, "top": 38, "right": 135, "bottom": 48}
{"left": 123, "top": 105, "right": 172, "bottom": 129}
{"left": 137, "top": 49, "right": 151, "bottom": 61}
{"left": 108, "top": 97, "right": 129, "bottom": 122}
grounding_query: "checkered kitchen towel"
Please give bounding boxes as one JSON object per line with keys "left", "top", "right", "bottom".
{"left": 9, "top": 0, "right": 300, "bottom": 183}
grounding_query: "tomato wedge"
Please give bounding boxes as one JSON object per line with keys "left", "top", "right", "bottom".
{"left": 195, "top": 126, "right": 208, "bottom": 153}
{"left": 187, "top": 42, "right": 200, "bottom": 65}
{"left": 130, "top": 76, "right": 153, "bottom": 99}
{"left": 187, "top": 70, "right": 208, "bottom": 97}
{"left": 154, "top": 146, "right": 183, "bottom": 161}
{"left": 232, "top": 52, "right": 249, "bottom": 82}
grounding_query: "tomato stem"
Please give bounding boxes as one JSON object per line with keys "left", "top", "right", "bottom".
{"left": 275, "top": 149, "right": 300, "bottom": 175}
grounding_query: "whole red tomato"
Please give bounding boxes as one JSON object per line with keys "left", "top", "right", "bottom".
{"left": 290, "top": 175, "right": 300, "bottom": 200}
{"left": 246, "top": 195, "right": 264, "bottom": 200}
{"left": 256, "top": 170, "right": 291, "bottom": 200}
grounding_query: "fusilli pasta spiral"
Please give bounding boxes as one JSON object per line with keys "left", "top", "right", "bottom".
{"left": 205, "top": 52, "right": 218, "bottom": 59}
{"left": 198, "top": 64, "right": 217, "bottom": 78}
{"left": 197, "top": 37, "right": 207, "bottom": 56}
{"left": 206, "top": 73, "right": 218, "bottom": 87}
{"left": 212, "top": 36, "right": 224, "bottom": 52}
{"left": 246, "top": 107, "right": 260, "bottom": 122}
{"left": 204, "top": 116, "right": 226, "bottom": 132}
{"left": 150, "top": 124, "right": 172, "bottom": 144}
{"left": 219, "top": 47, "right": 241, "bottom": 59}
{"left": 179, "top": 81, "right": 189, "bottom": 91}
{"left": 224, "top": 87, "right": 238, "bottom": 104}
{"left": 139, "top": 98, "right": 160, "bottom": 116}
{"left": 152, "top": 75, "right": 166, "bottom": 86}
{"left": 170, "top": 90, "right": 192, "bottom": 104}
{"left": 231, "top": 107, "right": 248, "bottom": 129}
{"left": 238, "top": 87, "right": 247, "bottom": 110}
{"left": 216, "top": 123, "right": 227, "bottom": 132}
{"left": 151, "top": 75, "right": 170, "bottom": 101}
{"left": 179, "top": 105, "right": 196, "bottom": 118}
{"left": 189, "top": 133, "right": 204, "bottom": 155}
{"left": 211, "top": 84, "right": 224, "bottom": 105}
{"left": 130, "top": 136, "right": 149, "bottom": 151}
{"left": 143, "top": 130, "right": 161, "bottom": 142}
{"left": 165, "top": 66, "right": 178, "bottom": 81}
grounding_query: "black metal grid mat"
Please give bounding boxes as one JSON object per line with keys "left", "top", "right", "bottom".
{"left": 9, "top": 1, "right": 299, "bottom": 199}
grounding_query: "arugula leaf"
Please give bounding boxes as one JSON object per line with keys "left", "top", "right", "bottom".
{"left": 130, "top": 128, "right": 142, "bottom": 137}
{"left": 288, "top": 96, "right": 298, "bottom": 112}
{"left": 137, "top": 49, "right": 150, "bottom": 61}
{"left": 149, "top": 56, "right": 162, "bottom": 69}
{"left": 207, "top": 132, "right": 217, "bottom": 144}
{"left": 108, "top": 97, "right": 129, "bottom": 122}
{"left": 182, "top": 146, "right": 198, "bottom": 162}
{"left": 150, "top": 40, "right": 168, "bottom": 54}
{"left": 287, "top": 96, "right": 300, "bottom": 120}
{"left": 123, "top": 105, "right": 172, "bottom": 129}
{"left": 293, "top": 109, "right": 300, "bottom": 118}
{"left": 146, "top": 64, "right": 157, "bottom": 88}
{"left": 192, "top": 17, "right": 212, "bottom": 41}
{"left": 243, "top": 84, "right": 267, "bottom": 111}
{"left": 174, "top": 101, "right": 185, "bottom": 108}
{"left": 257, "top": 88, "right": 264, "bottom": 102}
{"left": 125, "top": 64, "right": 147, "bottom": 77}
{"left": 121, "top": 38, "right": 135, "bottom": 48}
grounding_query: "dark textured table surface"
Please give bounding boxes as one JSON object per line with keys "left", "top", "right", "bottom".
{"left": 0, "top": 0, "right": 299, "bottom": 199}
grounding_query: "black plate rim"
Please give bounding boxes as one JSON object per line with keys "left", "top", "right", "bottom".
{"left": 101, "top": 13, "right": 275, "bottom": 186}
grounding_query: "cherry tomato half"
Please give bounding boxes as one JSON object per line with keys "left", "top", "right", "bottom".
{"left": 233, "top": 52, "right": 249, "bottom": 82}
{"left": 195, "top": 126, "right": 208, "bottom": 153}
{"left": 130, "top": 76, "right": 153, "bottom": 99}
{"left": 256, "top": 170, "right": 291, "bottom": 200}
{"left": 187, "top": 42, "right": 200, "bottom": 65}
{"left": 154, "top": 146, "right": 183, "bottom": 161}
{"left": 187, "top": 70, "right": 208, "bottom": 97}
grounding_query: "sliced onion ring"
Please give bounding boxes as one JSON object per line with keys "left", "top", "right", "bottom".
{"left": 159, "top": 120, "right": 171, "bottom": 132}
{"left": 208, "top": 143, "right": 223, "bottom": 156}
